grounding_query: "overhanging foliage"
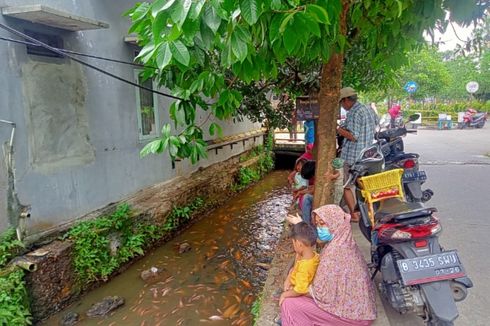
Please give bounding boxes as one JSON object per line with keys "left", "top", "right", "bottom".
{"left": 125, "top": 0, "right": 487, "bottom": 163}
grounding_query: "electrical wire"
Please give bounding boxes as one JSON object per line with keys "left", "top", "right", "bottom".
{"left": 0, "top": 22, "right": 184, "bottom": 101}
{"left": 0, "top": 35, "right": 155, "bottom": 69}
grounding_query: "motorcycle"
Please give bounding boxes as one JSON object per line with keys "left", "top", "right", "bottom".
{"left": 458, "top": 108, "right": 487, "bottom": 129}
{"left": 376, "top": 114, "right": 433, "bottom": 203}
{"left": 378, "top": 113, "right": 403, "bottom": 130}
{"left": 345, "top": 145, "right": 473, "bottom": 326}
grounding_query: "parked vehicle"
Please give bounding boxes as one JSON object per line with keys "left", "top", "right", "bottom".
{"left": 458, "top": 108, "right": 487, "bottom": 129}
{"left": 345, "top": 145, "right": 473, "bottom": 326}
{"left": 376, "top": 114, "right": 433, "bottom": 203}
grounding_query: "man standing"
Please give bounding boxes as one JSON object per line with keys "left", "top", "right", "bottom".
{"left": 336, "top": 87, "right": 378, "bottom": 220}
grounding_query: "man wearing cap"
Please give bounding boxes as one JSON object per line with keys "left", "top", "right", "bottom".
{"left": 337, "top": 87, "right": 378, "bottom": 220}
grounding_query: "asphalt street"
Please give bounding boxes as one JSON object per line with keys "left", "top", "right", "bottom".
{"left": 380, "top": 124, "right": 490, "bottom": 326}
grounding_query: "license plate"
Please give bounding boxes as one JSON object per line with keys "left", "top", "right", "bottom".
{"left": 397, "top": 251, "right": 466, "bottom": 286}
{"left": 403, "top": 170, "right": 427, "bottom": 182}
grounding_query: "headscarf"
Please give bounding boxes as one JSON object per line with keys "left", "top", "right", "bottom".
{"left": 310, "top": 205, "right": 376, "bottom": 321}
{"left": 388, "top": 105, "right": 401, "bottom": 119}
{"left": 298, "top": 143, "right": 314, "bottom": 161}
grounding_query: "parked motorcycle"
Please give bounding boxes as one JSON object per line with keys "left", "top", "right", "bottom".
{"left": 345, "top": 146, "right": 473, "bottom": 326}
{"left": 378, "top": 113, "right": 403, "bottom": 130}
{"left": 376, "top": 114, "right": 433, "bottom": 203}
{"left": 458, "top": 108, "right": 487, "bottom": 129}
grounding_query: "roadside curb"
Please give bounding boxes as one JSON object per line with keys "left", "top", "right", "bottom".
{"left": 256, "top": 220, "right": 391, "bottom": 326}
{"left": 352, "top": 226, "right": 391, "bottom": 326}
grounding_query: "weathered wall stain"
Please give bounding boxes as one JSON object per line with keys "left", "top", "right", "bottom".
{"left": 22, "top": 61, "right": 94, "bottom": 173}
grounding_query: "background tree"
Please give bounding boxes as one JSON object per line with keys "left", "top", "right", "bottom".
{"left": 443, "top": 54, "right": 480, "bottom": 100}
{"left": 388, "top": 47, "right": 452, "bottom": 101}
{"left": 127, "top": 0, "right": 488, "bottom": 207}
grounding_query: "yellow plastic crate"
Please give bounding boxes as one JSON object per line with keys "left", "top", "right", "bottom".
{"left": 358, "top": 169, "right": 405, "bottom": 225}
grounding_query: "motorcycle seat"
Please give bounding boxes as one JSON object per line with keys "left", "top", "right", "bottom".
{"left": 386, "top": 153, "right": 419, "bottom": 163}
{"left": 375, "top": 198, "right": 437, "bottom": 223}
{"left": 376, "top": 128, "right": 407, "bottom": 141}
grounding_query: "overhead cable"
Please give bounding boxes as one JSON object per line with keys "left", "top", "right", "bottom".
{"left": 0, "top": 22, "right": 184, "bottom": 101}
{"left": 0, "top": 35, "right": 155, "bottom": 69}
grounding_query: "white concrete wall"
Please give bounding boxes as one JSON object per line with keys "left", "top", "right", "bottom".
{"left": 0, "top": 0, "right": 262, "bottom": 235}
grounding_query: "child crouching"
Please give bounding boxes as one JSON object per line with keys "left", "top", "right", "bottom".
{"left": 280, "top": 222, "right": 320, "bottom": 306}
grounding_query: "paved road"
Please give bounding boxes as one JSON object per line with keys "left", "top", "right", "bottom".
{"left": 380, "top": 125, "right": 490, "bottom": 325}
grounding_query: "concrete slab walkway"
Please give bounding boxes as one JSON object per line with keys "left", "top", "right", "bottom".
{"left": 256, "top": 220, "right": 391, "bottom": 326}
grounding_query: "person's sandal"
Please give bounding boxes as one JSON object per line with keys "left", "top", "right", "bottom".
{"left": 274, "top": 315, "right": 282, "bottom": 325}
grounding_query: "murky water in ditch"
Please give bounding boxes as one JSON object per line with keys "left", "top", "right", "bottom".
{"left": 44, "top": 170, "right": 290, "bottom": 326}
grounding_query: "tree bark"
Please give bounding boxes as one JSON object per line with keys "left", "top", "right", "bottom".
{"left": 313, "top": 0, "right": 349, "bottom": 209}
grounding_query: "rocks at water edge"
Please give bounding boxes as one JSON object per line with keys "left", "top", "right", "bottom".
{"left": 59, "top": 312, "right": 79, "bottom": 326}
{"left": 86, "top": 296, "right": 125, "bottom": 318}
{"left": 178, "top": 242, "right": 192, "bottom": 254}
{"left": 108, "top": 233, "right": 123, "bottom": 257}
{"left": 256, "top": 262, "right": 271, "bottom": 270}
{"left": 140, "top": 266, "right": 165, "bottom": 282}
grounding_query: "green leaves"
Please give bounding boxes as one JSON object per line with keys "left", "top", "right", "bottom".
{"left": 283, "top": 27, "right": 298, "bottom": 54}
{"left": 136, "top": 42, "right": 156, "bottom": 62}
{"left": 305, "top": 4, "right": 330, "bottom": 24}
{"left": 203, "top": 4, "right": 221, "bottom": 33}
{"left": 152, "top": 0, "right": 176, "bottom": 17}
{"left": 170, "top": 0, "right": 193, "bottom": 27}
{"left": 279, "top": 13, "right": 294, "bottom": 33}
{"left": 0, "top": 270, "right": 32, "bottom": 326}
{"left": 65, "top": 204, "right": 168, "bottom": 285}
{"left": 140, "top": 124, "right": 170, "bottom": 158}
{"left": 130, "top": 3, "right": 151, "bottom": 22}
{"left": 140, "top": 139, "right": 165, "bottom": 157}
{"left": 156, "top": 43, "right": 172, "bottom": 68}
{"left": 0, "top": 229, "right": 23, "bottom": 267}
{"left": 240, "top": 0, "right": 260, "bottom": 25}
{"left": 127, "top": 0, "right": 486, "bottom": 166}
{"left": 169, "top": 41, "right": 190, "bottom": 65}
{"left": 209, "top": 122, "right": 223, "bottom": 137}
{"left": 231, "top": 31, "right": 248, "bottom": 62}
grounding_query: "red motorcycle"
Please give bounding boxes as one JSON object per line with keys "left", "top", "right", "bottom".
{"left": 458, "top": 108, "right": 487, "bottom": 129}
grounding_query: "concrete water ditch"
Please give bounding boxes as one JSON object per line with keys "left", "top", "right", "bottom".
{"left": 5, "top": 146, "right": 275, "bottom": 323}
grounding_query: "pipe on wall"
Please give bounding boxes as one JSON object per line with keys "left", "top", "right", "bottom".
{"left": 0, "top": 119, "right": 31, "bottom": 241}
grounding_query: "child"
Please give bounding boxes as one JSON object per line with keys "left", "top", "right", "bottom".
{"left": 288, "top": 159, "right": 309, "bottom": 209}
{"left": 324, "top": 158, "right": 344, "bottom": 206}
{"left": 279, "top": 222, "right": 320, "bottom": 306}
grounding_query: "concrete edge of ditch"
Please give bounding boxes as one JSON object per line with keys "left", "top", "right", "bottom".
{"left": 256, "top": 219, "right": 391, "bottom": 326}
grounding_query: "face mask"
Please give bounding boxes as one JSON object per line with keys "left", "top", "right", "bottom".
{"left": 317, "top": 226, "right": 333, "bottom": 242}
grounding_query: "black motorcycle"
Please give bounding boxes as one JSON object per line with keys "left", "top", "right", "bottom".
{"left": 345, "top": 145, "right": 472, "bottom": 326}
{"left": 376, "top": 115, "right": 433, "bottom": 203}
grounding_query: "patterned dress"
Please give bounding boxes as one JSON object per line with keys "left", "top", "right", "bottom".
{"left": 281, "top": 205, "right": 376, "bottom": 326}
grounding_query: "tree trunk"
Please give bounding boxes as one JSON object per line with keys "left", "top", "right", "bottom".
{"left": 313, "top": 0, "right": 349, "bottom": 209}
